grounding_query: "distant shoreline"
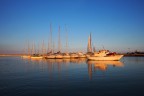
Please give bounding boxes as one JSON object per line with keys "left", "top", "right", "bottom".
{"left": 123, "top": 54, "right": 144, "bottom": 57}
{"left": 0, "top": 54, "right": 22, "bottom": 57}
{"left": 1, "top": 54, "right": 144, "bottom": 57}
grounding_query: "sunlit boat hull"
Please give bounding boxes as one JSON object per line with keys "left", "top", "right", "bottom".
{"left": 78, "top": 55, "right": 86, "bottom": 58}
{"left": 31, "top": 56, "right": 43, "bottom": 59}
{"left": 87, "top": 55, "right": 123, "bottom": 61}
{"left": 21, "top": 55, "right": 31, "bottom": 58}
{"left": 70, "top": 54, "right": 79, "bottom": 58}
{"left": 63, "top": 55, "right": 70, "bottom": 59}
{"left": 55, "top": 55, "right": 63, "bottom": 59}
{"left": 45, "top": 55, "right": 56, "bottom": 59}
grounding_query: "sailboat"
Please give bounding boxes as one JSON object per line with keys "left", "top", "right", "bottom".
{"left": 63, "top": 25, "right": 70, "bottom": 59}
{"left": 31, "top": 54, "right": 43, "bottom": 59}
{"left": 45, "top": 23, "right": 56, "bottom": 59}
{"left": 30, "top": 42, "right": 43, "bottom": 59}
{"left": 63, "top": 53, "right": 70, "bottom": 59}
{"left": 86, "top": 33, "right": 123, "bottom": 61}
{"left": 55, "top": 26, "right": 63, "bottom": 59}
{"left": 21, "top": 41, "right": 31, "bottom": 58}
{"left": 70, "top": 53, "right": 79, "bottom": 58}
{"left": 55, "top": 52, "right": 63, "bottom": 59}
{"left": 21, "top": 55, "right": 31, "bottom": 59}
{"left": 46, "top": 52, "right": 55, "bottom": 59}
{"left": 77, "top": 52, "right": 86, "bottom": 58}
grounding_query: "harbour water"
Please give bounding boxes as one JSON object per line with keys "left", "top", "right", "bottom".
{"left": 0, "top": 56, "right": 144, "bottom": 96}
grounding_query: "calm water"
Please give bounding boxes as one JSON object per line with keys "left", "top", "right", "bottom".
{"left": 0, "top": 57, "right": 144, "bottom": 96}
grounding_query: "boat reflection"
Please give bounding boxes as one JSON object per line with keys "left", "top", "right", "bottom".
{"left": 87, "top": 60, "right": 124, "bottom": 79}
{"left": 29, "top": 58, "right": 44, "bottom": 64}
{"left": 70, "top": 58, "right": 87, "bottom": 64}
{"left": 22, "top": 56, "right": 87, "bottom": 64}
{"left": 43, "top": 58, "right": 87, "bottom": 80}
{"left": 29, "top": 58, "right": 87, "bottom": 64}
{"left": 22, "top": 57, "right": 124, "bottom": 80}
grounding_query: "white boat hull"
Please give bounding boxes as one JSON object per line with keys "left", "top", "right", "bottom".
{"left": 55, "top": 55, "right": 63, "bottom": 59}
{"left": 63, "top": 55, "right": 70, "bottom": 59}
{"left": 87, "top": 55, "right": 123, "bottom": 61}
{"left": 21, "top": 55, "right": 31, "bottom": 58}
{"left": 78, "top": 55, "right": 86, "bottom": 58}
{"left": 45, "top": 55, "right": 55, "bottom": 59}
{"left": 70, "top": 55, "right": 79, "bottom": 58}
{"left": 31, "top": 56, "right": 43, "bottom": 59}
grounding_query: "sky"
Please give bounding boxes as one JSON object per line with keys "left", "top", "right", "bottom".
{"left": 0, "top": 0, "right": 144, "bottom": 54}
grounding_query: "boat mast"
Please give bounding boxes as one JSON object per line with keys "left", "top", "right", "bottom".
{"left": 42, "top": 40, "right": 45, "bottom": 56}
{"left": 65, "top": 25, "right": 68, "bottom": 53}
{"left": 50, "top": 23, "right": 52, "bottom": 53}
{"left": 53, "top": 40, "right": 55, "bottom": 53}
{"left": 87, "top": 33, "right": 92, "bottom": 53}
{"left": 58, "top": 25, "right": 61, "bottom": 52}
{"left": 28, "top": 40, "right": 30, "bottom": 55}
{"left": 37, "top": 43, "right": 39, "bottom": 55}
{"left": 31, "top": 41, "right": 35, "bottom": 55}
{"left": 93, "top": 45, "right": 96, "bottom": 52}
{"left": 90, "top": 33, "right": 92, "bottom": 52}
{"left": 23, "top": 42, "right": 26, "bottom": 55}
{"left": 47, "top": 41, "right": 50, "bottom": 53}
{"left": 47, "top": 23, "right": 53, "bottom": 53}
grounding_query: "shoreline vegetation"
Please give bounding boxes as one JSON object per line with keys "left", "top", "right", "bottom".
{"left": 124, "top": 54, "right": 144, "bottom": 57}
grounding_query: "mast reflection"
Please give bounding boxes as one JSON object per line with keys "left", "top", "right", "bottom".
{"left": 22, "top": 57, "right": 124, "bottom": 80}
{"left": 44, "top": 58, "right": 87, "bottom": 79}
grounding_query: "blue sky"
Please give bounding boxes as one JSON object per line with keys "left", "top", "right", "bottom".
{"left": 0, "top": 0, "right": 144, "bottom": 54}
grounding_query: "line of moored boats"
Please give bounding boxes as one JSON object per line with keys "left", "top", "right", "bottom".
{"left": 22, "top": 33, "right": 123, "bottom": 61}
{"left": 22, "top": 52, "right": 86, "bottom": 59}
{"left": 21, "top": 49, "right": 123, "bottom": 61}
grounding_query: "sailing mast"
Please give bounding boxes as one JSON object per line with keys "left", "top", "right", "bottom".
{"left": 23, "top": 42, "right": 26, "bottom": 55}
{"left": 87, "top": 33, "right": 92, "bottom": 53}
{"left": 47, "top": 23, "right": 53, "bottom": 54}
{"left": 50, "top": 23, "right": 52, "bottom": 52}
{"left": 28, "top": 41, "right": 30, "bottom": 55}
{"left": 47, "top": 41, "right": 50, "bottom": 53}
{"left": 65, "top": 25, "right": 68, "bottom": 53}
{"left": 58, "top": 25, "right": 61, "bottom": 52}
{"left": 42, "top": 40, "right": 44, "bottom": 55}
{"left": 93, "top": 45, "right": 96, "bottom": 52}
{"left": 31, "top": 42, "right": 34, "bottom": 55}
{"left": 53, "top": 41, "right": 55, "bottom": 53}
